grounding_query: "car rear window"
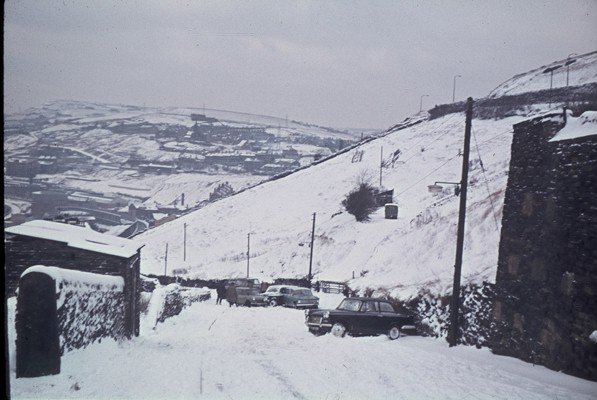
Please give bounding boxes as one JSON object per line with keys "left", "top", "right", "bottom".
{"left": 266, "top": 287, "right": 279, "bottom": 293}
{"left": 362, "top": 301, "right": 379, "bottom": 312}
{"left": 379, "top": 302, "right": 395, "bottom": 313}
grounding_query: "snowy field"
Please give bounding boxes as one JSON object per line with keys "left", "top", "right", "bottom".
{"left": 9, "top": 293, "right": 597, "bottom": 400}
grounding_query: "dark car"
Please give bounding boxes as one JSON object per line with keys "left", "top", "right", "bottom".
{"left": 234, "top": 286, "right": 268, "bottom": 307}
{"left": 305, "top": 297, "right": 415, "bottom": 339}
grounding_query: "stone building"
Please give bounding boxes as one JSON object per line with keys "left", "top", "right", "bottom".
{"left": 491, "top": 110, "right": 597, "bottom": 380}
{"left": 5, "top": 220, "right": 142, "bottom": 337}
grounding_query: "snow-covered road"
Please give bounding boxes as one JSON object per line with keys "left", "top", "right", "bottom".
{"left": 9, "top": 294, "right": 597, "bottom": 399}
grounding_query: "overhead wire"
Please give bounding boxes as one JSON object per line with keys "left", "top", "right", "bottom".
{"left": 395, "top": 153, "right": 460, "bottom": 198}
{"left": 397, "top": 112, "right": 464, "bottom": 163}
{"left": 471, "top": 126, "right": 501, "bottom": 231}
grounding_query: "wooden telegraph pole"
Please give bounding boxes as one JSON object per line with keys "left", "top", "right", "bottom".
{"left": 448, "top": 97, "right": 473, "bottom": 347}
{"left": 380, "top": 146, "right": 383, "bottom": 187}
{"left": 183, "top": 223, "right": 187, "bottom": 262}
{"left": 246, "top": 233, "right": 251, "bottom": 278}
{"left": 164, "top": 243, "right": 169, "bottom": 276}
{"left": 308, "top": 213, "right": 316, "bottom": 283}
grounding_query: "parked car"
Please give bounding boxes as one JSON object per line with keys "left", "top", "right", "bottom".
{"left": 305, "top": 297, "right": 415, "bottom": 339}
{"left": 225, "top": 278, "right": 264, "bottom": 306}
{"left": 229, "top": 286, "right": 268, "bottom": 307}
{"left": 226, "top": 278, "right": 260, "bottom": 289}
{"left": 263, "top": 285, "right": 319, "bottom": 309}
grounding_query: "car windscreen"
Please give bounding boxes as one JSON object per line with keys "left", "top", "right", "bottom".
{"left": 265, "top": 287, "right": 279, "bottom": 293}
{"left": 294, "top": 289, "right": 311, "bottom": 297}
{"left": 337, "top": 299, "right": 362, "bottom": 311}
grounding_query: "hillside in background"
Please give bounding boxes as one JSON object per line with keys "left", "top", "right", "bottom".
{"left": 4, "top": 101, "right": 364, "bottom": 232}
{"left": 135, "top": 51, "right": 597, "bottom": 299}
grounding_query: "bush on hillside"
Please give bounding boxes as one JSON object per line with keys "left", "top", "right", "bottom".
{"left": 342, "top": 182, "right": 378, "bottom": 222}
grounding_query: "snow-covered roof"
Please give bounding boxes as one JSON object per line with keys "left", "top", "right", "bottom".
{"left": 6, "top": 220, "right": 141, "bottom": 258}
{"left": 21, "top": 265, "right": 124, "bottom": 289}
{"left": 549, "top": 111, "right": 597, "bottom": 142}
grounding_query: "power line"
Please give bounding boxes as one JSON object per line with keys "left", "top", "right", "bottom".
{"left": 471, "top": 127, "right": 500, "bottom": 231}
{"left": 398, "top": 112, "right": 463, "bottom": 161}
{"left": 395, "top": 153, "right": 460, "bottom": 198}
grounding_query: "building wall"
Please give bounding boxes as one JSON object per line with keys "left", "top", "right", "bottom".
{"left": 5, "top": 235, "right": 140, "bottom": 337}
{"left": 491, "top": 112, "right": 597, "bottom": 380}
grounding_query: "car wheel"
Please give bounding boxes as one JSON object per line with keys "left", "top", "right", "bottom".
{"left": 269, "top": 299, "right": 278, "bottom": 307}
{"left": 331, "top": 322, "right": 347, "bottom": 338}
{"left": 388, "top": 325, "right": 401, "bottom": 340}
{"left": 245, "top": 300, "right": 251, "bottom": 307}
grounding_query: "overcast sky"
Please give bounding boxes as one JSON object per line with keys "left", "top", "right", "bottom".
{"left": 4, "top": 1, "right": 597, "bottom": 129}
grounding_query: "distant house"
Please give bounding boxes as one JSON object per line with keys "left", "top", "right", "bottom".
{"left": 31, "top": 190, "right": 69, "bottom": 217}
{"left": 138, "top": 162, "right": 177, "bottom": 174}
{"left": 282, "top": 147, "right": 300, "bottom": 159}
{"left": 6, "top": 158, "right": 38, "bottom": 178}
{"left": 5, "top": 220, "right": 143, "bottom": 337}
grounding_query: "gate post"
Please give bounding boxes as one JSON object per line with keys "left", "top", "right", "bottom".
{"left": 16, "top": 272, "right": 60, "bottom": 377}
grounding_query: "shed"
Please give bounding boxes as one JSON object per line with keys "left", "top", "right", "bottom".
{"left": 5, "top": 220, "right": 142, "bottom": 337}
{"left": 385, "top": 203, "right": 399, "bottom": 219}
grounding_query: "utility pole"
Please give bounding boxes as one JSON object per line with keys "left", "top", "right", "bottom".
{"left": 308, "top": 213, "right": 316, "bottom": 283}
{"left": 565, "top": 54, "right": 577, "bottom": 87}
{"left": 543, "top": 65, "right": 562, "bottom": 107}
{"left": 183, "top": 223, "right": 187, "bottom": 261}
{"left": 448, "top": 97, "right": 473, "bottom": 347}
{"left": 246, "top": 233, "right": 251, "bottom": 278}
{"left": 164, "top": 243, "right": 169, "bottom": 276}
{"left": 452, "top": 75, "right": 462, "bottom": 103}
{"left": 380, "top": 146, "right": 383, "bottom": 187}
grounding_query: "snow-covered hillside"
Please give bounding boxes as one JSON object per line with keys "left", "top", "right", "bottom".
{"left": 489, "top": 50, "right": 597, "bottom": 98}
{"left": 135, "top": 109, "right": 522, "bottom": 298}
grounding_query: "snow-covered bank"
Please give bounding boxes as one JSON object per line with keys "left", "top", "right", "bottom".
{"left": 9, "top": 298, "right": 597, "bottom": 399}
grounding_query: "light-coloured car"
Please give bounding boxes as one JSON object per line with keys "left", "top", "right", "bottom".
{"left": 263, "top": 285, "right": 319, "bottom": 309}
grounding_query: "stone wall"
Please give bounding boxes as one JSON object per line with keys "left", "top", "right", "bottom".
{"left": 5, "top": 235, "right": 140, "bottom": 337}
{"left": 491, "top": 111, "right": 597, "bottom": 380}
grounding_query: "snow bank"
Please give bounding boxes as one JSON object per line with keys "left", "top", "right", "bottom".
{"left": 140, "top": 283, "right": 211, "bottom": 333}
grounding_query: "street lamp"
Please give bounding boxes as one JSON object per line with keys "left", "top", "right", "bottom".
{"left": 565, "top": 53, "right": 577, "bottom": 87}
{"left": 543, "top": 65, "right": 562, "bottom": 107}
{"left": 428, "top": 181, "right": 461, "bottom": 196}
{"left": 452, "top": 75, "right": 462, "bottom": 103}
{"left": 420, "top": 94, "right": 429, "bottom": 112}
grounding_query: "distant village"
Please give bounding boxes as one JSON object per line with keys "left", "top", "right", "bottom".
{"left": 4, "top": 112, "right": 356, "bottom": 237}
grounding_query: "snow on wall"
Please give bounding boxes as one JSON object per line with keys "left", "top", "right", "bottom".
{"left": 21, "top": 265, "right": 126, "bottom": 354}
{"left": 141, "top": 283, "right": 211, "bottom": 332}
{"left": 549, "top": 111, "right": 597, "bottom": 142}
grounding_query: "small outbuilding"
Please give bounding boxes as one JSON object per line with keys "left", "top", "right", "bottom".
{"left": 5, "top": 220, "right": 142, "bottom": 337}
{"left": 385, "top": 203, "right": 399, "bottom": 219}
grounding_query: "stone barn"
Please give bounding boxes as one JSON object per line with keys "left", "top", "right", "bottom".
{"left": 491, "top": 110, "right": 597, "bottom": 380}
{"left": 5, "top": 219, "right": 142, "bottom": 337}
